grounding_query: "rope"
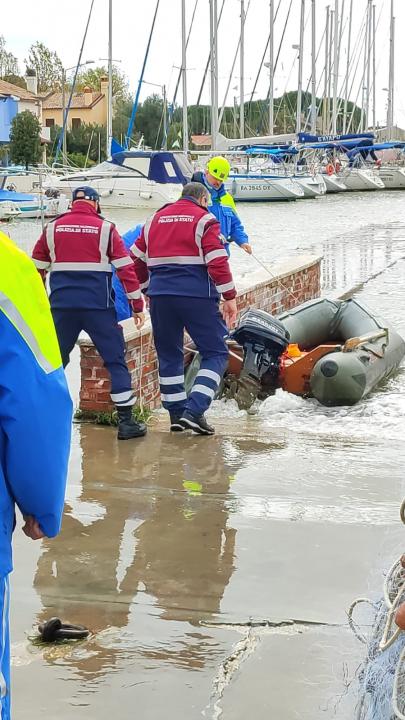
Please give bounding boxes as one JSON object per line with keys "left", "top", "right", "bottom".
{"left": 249, "top": 252, "right": 300, "bottom": 304}
{"left": 347, "top": 598, "right": 378, "bottom": 644}
{"left": 383, "top": 558, "right": 405, "bottom": 609}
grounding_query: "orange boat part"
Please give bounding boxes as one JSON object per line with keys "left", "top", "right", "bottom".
{"left": 279, "top": 344, "right": 340, "bottom": 396}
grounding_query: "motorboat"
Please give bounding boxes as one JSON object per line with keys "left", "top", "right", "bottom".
{"left": 0, "top": 201, "right": 21, "bottom": 221}
{"left": 185, "top": 299, "right": 405, "bottom": 408}
{"left": 0, "top": 188, "right": 69, "bottom": 219}
{"left": 342, "top": 167, "right": 385, "bottom": 191}
{"left": 43, "top": 151, "right": 193, "bottom": 209}
{"left": 322, "top": 173, "right": 347, "bottom": 193}
{"left": 293, "top": 172, "right": 327, "bottom": 198}
{"left": 378, "top": 165, "right": 405, "bottom": 190}
{"left": 226, "top": 173, "right": 304, "bottom": 201}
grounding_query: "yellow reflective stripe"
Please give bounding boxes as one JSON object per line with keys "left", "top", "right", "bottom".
{"left": 0, "top": 232, "right": 62, "bottom": 371}
{"left": 0, "top": 292, "right": 54, "bottom": 374}
{"left": 221, "top": 193, "right": 237, "bottom": 211}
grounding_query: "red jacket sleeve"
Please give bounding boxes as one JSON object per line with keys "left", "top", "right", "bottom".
{"left": 31, "top": 228, "right": 52, "bottom": 279}
{"left": 201, "top": 220, "right": 237, "bottom": 300}
{"left": 130, "top": 228, "right": 150, "bottom": 293}
{"left": 108, "top": 226, "right": 144, "bottom": 313}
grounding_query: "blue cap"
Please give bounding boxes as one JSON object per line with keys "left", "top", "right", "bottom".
{"left": 72, "top": 186, "right": 100, "bottom": 203}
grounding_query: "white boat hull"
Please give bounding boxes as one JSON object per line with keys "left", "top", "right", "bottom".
{"left": 0, "top": 195, "right": 69, "bottom": 219}
{"left": 43, "top": 174, "right": 181, "bottom": 209}
{"left": 323, "top": 174, "right": 347, "bottom": 193}
{"left": 226, "top": 175, "right": 304, "bottom": 201}
{"left": 378, "top": 166, "right": 405, "bottom": 189}
{"left": 342, "top": 168, "right": 385, "bottom": 191}
{"left": 294, "top": 173, "right": 327, "bottom": 198}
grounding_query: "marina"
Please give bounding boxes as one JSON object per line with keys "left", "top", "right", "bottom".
{"left": 1, "top": 0, "right": 405, "bottom": 718}
{"left": 4, "top": 188, "right": 405, "bottom": 718}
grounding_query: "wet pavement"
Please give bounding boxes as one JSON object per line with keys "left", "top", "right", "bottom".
{"left": 8, "top": 191, "right": 405, "bottom": 718}
{"left": 11, "top": 398, "right": 404, "bottom": 718}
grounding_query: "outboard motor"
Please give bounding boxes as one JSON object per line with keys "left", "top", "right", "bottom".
{"left": 229, "top": 309, "right": 290, "bottom": 409}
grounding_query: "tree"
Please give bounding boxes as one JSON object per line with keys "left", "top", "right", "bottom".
{"left": 134, "top": 94, "right": 164, "bottom": 149}
{"left": 1, "top": 74, "right": 26, "bottom": 89}
{"left": 25, "top": 42, "right": 63, "bottom": 92}
{"left": 0, "top": 35, "right": 19, "bottom": 77}
{"left": 9, "top": 111, "right": 41, "bottom": 169}
{"left": 76, "top": 65, "right": 130, "bottom": 102}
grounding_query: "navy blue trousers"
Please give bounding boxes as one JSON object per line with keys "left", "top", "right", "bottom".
{"left": 149, "top": 296, "right": 229, "bottom": 417}
{"left": 52, "top": 308, "right": 135, "bottom": 406}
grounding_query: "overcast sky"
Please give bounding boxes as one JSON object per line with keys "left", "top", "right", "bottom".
{"left": 2, "top": 0, "right": 403, "bottom": 132}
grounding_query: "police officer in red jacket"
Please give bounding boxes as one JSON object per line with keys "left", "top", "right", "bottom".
{"left": 32, "top": 186, "right": 146, "bottom": 440}
{"left": 132, "top": 182, "right": 238, "bottom": 435}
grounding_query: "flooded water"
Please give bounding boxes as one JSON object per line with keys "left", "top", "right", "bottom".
{"left": 7, "top": 191, "right": 405, "bottom": 719}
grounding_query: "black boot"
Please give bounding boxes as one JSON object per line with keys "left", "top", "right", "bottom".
{"left": 116, "top": 406, "right": 147, "bottom": 440}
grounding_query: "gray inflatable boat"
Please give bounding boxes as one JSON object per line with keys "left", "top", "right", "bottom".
{"left": 278, "top": 298, "right": 405, "bottom": 406}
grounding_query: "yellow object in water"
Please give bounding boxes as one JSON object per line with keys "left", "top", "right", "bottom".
{"left": 183, "top": 480, "right": 203, "bottom": 496}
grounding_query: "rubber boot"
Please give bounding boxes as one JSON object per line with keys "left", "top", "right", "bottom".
{"left": 117, "top": 406, "right": 147, "bottom": 440}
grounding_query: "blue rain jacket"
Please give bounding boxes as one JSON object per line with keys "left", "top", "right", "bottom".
{"left": 0, "top": 232, "right": 72, "bottom": 577}
{"left": 113, "top": 224, "right": 143, "bottom": 321}
{"left": 191, "top": 171, "right": 249, "bottom": 254}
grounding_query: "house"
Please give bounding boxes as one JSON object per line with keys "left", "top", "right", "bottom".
{"left": 42, "top": 78, "right": 108, "bottom": 130}
{"left": 191, "top": 134, "right": 212, "bottom": 150}
{"left": 0, "top": 75, "right": 50, "bottom": 144}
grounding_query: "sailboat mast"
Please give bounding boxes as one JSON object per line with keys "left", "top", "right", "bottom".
{"left": 107, "top": 0, "right": 113, "bottom": 157}
{"left": 372, "top": 4, "right": 376, "bottom": 132}
{"left": 365, "top": 0, "right": 372, "bottom": 132}
{"left": 240, "top": 0, "right": 245, "bottom": 138}
{"left": 296, "top": 0, "right": 305, "bottom": 134}
{"left": 387, "top": 0, "right": 395, "bottom": 137}
{"left": 210, "top": 0, "right": 219, "bottom": 149}
{"left": 269, "top": 0, "right": 274, "bottom": 135}
{"left": 323, "top": 5, "right": 330, "bottom": 133}
{"left": 332, "top": 0, "right": 339, "bottom": 134}
{"left": 343, "top": 0, "right": 353, "bottom": 133}
{"left": 181, "top": 0, "right": 189, "bottom": 151}
{"left": 310, "top": 0, "right": 316, "bottom": 133}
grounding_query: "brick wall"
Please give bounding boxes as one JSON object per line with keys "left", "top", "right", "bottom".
{"left": 78, "top": 254, "right": 322, "bottom": 414}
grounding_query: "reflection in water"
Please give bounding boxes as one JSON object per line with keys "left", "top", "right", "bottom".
{"left": 33, "top": 429, "right": 276, "bottom": 678}
{"left": 321, "top": 222, "right": 405, "bottom": 295}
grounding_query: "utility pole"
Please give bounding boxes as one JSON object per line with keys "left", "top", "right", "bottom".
{"left": 269, "top": 0, "right": 274, "bottom": 135}
{"left": 296, "top": 0, "right": 305, "bottom": 135}
{"left": 181, "top": 0, "right": 189, "bottom": 151}
{"left": 310, "top": 0, "right": 316, "bottom": 133}
{"left": 240, "top": 0, "right": 245, "bottom": 138}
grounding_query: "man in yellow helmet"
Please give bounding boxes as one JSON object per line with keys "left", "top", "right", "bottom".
{"left": 0, "top": 230, "right": 72, "bottom": 720}
{"left": 191, "top": 156, "right": 252, "bottom": 256}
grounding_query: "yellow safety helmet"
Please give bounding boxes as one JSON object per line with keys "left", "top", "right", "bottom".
{"left": 207, "top": 156, "right": 230, "bottom": 182}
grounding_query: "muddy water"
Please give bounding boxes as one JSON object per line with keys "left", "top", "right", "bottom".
{"left": 7, "top": 191, "right": 405, "bottom": 718}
